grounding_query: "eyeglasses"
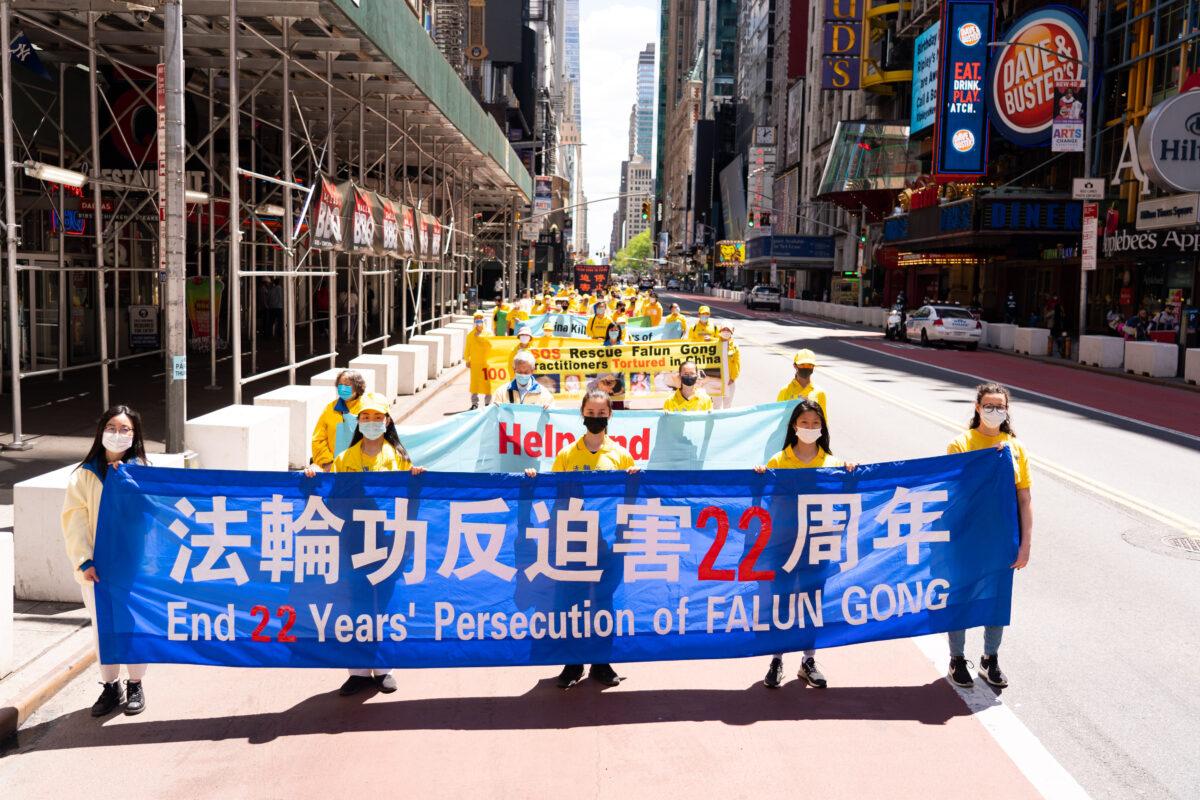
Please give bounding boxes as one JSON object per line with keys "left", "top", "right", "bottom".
{"left": 981, "top": 404, "right": 1008, "bottom": 413}
{"left": 104, "top": 426, "right": 135, "bottom": 435}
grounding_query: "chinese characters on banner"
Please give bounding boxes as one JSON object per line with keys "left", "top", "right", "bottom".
{"left": 574, "top": 263, "right": 610, "bottom": 294}
{"left": 94, "top": 448, "right": 1018, "bottom": 668}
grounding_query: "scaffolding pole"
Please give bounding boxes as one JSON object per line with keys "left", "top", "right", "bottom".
{"left": 1, "top": 0, "right": 29, "bottom": 448}
{"left": 163, "top": 0, "right": 187, "bottom": 451}
{"left": 229, "top": 0, "right": 243, "bottom": 404}
{"left": 88, "top": 12, "right": 110, "bottom": 413}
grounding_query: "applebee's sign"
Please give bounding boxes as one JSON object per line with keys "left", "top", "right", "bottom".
{"left": 988, "top": 7, "right": 1088, "bottom": 147}
{"left": 1103, "top": 228, "right": 1200, "bottom": 257}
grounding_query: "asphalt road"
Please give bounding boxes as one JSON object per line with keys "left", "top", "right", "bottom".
{"left": 666, "top": 292, "right": 1200, "bottom": 800}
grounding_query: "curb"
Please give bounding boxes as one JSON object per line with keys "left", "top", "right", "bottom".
{"left": 393, "top": 361, "right": 467, "bottom": 425}
{"left": 0, "top": 639, "right": 95, "bottom": 743}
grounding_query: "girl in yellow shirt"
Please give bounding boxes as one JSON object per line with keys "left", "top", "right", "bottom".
{"left": 944, "top": 382, "right": 1033, "bottom": 690}
{"left": 304, "top": 392, "right": 425, "bottom": 696}
{"left": 524, "top": 390, "right": 639, "bottom": 688}
{"left": 754, "top": 399, "right": 856, "bottom": 690}
{"left": 61, "top": 405, "right": 150, "bottom": 717}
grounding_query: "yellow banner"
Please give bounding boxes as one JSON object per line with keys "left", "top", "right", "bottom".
{"left": 477, "top": 337, "right": 729, "bottom": 400}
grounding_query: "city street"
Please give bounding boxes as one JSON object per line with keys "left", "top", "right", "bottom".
{"left": 4, "top": 300, "right": 1197, "bottom": 799}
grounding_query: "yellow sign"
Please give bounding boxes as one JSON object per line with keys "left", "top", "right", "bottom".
{"left": 716, "top": 240, "right": 745, "bottom": 266}
{"left": 475, "top": 337, "right": 730, "bottom": 400}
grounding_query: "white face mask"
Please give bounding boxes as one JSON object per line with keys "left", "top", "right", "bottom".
{"left": 981, "top": 408, "right": 1008, "bottom": 428}
{"left": 794, "top": 427, "right": 823, "bottom": 444}
{"left": 102, "top": 431, "right": 134, "bottom": 453}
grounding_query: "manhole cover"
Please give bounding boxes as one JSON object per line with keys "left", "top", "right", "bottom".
{"left": 1122, "top": 529, "right": 1200, "bottom": 562}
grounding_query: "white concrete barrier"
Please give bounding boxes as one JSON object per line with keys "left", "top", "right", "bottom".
{"left": 427, "top": 327, "right": 465, "bottom": 366}
{"left": 14, "top": 453, "right": 186, "bottom": 603}
{"left": 987, "top": 323, "right": 1017, "bottom": 351}
{"left": 1014, "top": 327, "right": 1050, "bottom": 355}
{"left": 1124, "top": 341, "right": 1177, "bottom": 378}
{"left": 310, "top": 367, "right": 376, "bottom": 393}
{"left": 1, "top": 530, "right": 13, "bottom": 676}
{"left": 253, "top": 385, "right": 333, "bottom": 468}
{"left": 186, "top": 404, "right": 290, "bottom": 471}
{"left": 408, "top": 335, "right": 444, "bottom": 379}
{"left": 382, "top": 344, "right": 428, "bottom": 395}
{"left": 1186, "top": 349, "right": 1200, "bottom": 385}
{"left": 350, "top": 354, "right": 399, "bottom": 399}
{"left": 1079, "top": 335, "right": 1125, "bottom": 369}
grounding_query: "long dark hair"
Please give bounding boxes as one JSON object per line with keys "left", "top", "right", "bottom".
{"left": 783, "top": 399, "right": 832, "bottom": 455}
{"left": 969, "top": 382, "right": 1016, "bottom": 436}
{"left": 580, "top": 389, "right": 613, "bottom": 415}
{"left": 79, "top": 405, "right": 148, "bottom": 476}
{"left": 348, "top": 417, "right": 410, "bottom": 462}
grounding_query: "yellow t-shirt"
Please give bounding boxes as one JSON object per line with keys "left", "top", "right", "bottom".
{"left": 331, "top": 441, "right": 412, "bottom": 473}
{"left": 689, "top": 320, "right": 718, "bottom": 341}
{"left": 551, "top": 435, "right": 635, "bottom": 472}
{"left": 586, "top": 314, "right": 612, "bottom": 339}
{"left": 663, "top": 388, "right": 713, "bottom": 413}
{"left": 947, "top": 429, "right": 1031, "bottom": 489}
{"left": 777, "top": 381, "right": 829, "bottom": 419}
{"left": 765, "top": 447, "right": 843, "bottom": 470}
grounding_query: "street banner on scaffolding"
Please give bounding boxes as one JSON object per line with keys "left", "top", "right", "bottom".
{"left": 416, "top": 212, "right": 431, "bottom": 261}
{"left": 93, "top": 448, "right": 1018, "bottom": 668}
{"left": 310, "top": 176, "right": 346, "bottom": 250}
{"left": 399, "top": 205, "right": 417, "bottom": 258}
{"left": 471, "top": 337, "right": 729, "bottom": 399}
{"left": 346, "top": 185, "right": 377, "bottom": 255}
{"left": 377, "top": 194, "right": 402, "bottom": 258}
{"left": 429, "top": 215, "right": 444, "bottom": 259}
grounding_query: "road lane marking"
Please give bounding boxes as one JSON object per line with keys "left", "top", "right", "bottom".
{"left": 913, "top": 635, "right": 1093, "bottom": 800}
{"left": 839, "top": 340, "right": 1200, "bottom": 446}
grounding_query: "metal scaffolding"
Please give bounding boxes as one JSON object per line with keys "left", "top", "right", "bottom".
{"left": 0, "top": 0, "right": 528, "bottom": 450}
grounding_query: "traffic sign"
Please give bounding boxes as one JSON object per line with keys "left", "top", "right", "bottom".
{"left": 1072, "top": 178, "right": 1105, "bottom": 201}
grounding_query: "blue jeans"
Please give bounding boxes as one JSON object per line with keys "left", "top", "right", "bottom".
{"left": 948, "top": 626, "right": 1004, "bottom": 658}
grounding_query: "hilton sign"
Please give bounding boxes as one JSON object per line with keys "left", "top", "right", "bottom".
{"left": 1112, "top": 89, "right": 1200, "bottom": 195}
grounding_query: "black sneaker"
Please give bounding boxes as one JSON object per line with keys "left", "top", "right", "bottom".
{"left": 589, "top": 663, "right": 624, "bottom": 687}
{"left": 91, "top": 681, "right": 123, "bottom": 717}
{"left": 123, "top": 680, "right": 146, "bottom": 716}
{"left": 764, "top": 657, "right": 784, "bottom": 689}
{"left": 799, "top": 657, "right": 827, "bottom": 688}
{"left": 948, "top": 656, "right": 975, "bottom": 688}
{"left": 979, "top": 655, "right": 1008, "bottom": 688}
{"left": 470, "top": 401, "right": 479, "bottom": 410}
{"left": 338, "top": 675, "right": 377, "bottom": 696}
{"left": 556, "top": 664, "right": 585, "bottom": 689}
{"left": 375, "top": 673, "right": 398, "bottom": 693}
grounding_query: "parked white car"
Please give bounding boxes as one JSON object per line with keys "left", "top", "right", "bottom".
{"left": 905, "top": 304, "right": 983, "bottom": 349}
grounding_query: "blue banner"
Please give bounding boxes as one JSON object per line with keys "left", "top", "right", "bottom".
{"left": 523, "top": 312, "right": 682, "bottom": 342}
{"left": 910, "top": 22, "right": 940, "bottom": 133}
{"left": 934, "top": 0, "right": 993, "bottom": 176}
{"left": 94, "top": 449, "right": 1017, "bottom": 668}
{"left": 399, "top": 402, "right": 796, "bottom": 472}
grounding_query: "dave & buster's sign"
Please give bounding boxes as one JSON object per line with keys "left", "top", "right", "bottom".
{"left": 934, "top": 0, "right": 994, "bottom": 176}
{"left": 988, "top": 7, "right": 1088, "bottom": 147}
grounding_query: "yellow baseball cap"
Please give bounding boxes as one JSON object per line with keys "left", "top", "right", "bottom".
{"left": 698, "top": 305, "right": 711, "bottom": 314}
{"left": 472, "top": 310, "right": 484, "bottom": 319}
{"left": 793, "top": 349, "right": 817, "bottom": 367}
{"left": 356, "top": 391, "right": 391, "bottom": 415}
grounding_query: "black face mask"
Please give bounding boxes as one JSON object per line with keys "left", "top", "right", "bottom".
{"left": 680, "top": 375, "right": 698, "bottom": 387}
{"left": 583, "top": 416, "right": 608, "bottom": 434}
{"left": 796, "top": 368, "right": 814, "bottom": 380}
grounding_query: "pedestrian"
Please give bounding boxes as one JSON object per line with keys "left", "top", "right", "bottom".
{"left": 524, "top": 390, "right": 639, "bottom": 688}
{"left": 1005, "top": 291, "right": 1017, "bottom": 324}
{"left": 310, "top": 369, "right": 367, "bottom": 470}
{"left": 664, "top": 302, "right": 690, "bottom": 338}
{"left": 466, "top": 311, "right": 492, "bottom": 410}
{"left": 663, "top": 359, "right": 713, "bottom": 412}
{"left": 644, "top": 292, "right": 663, "bottom": 326}
{"left": 689, "top": 305, "right": 717, "bottom": 341}
{"left": 945, "top": 382, "right": 1033, "bottom": 689}
{"left": 776, "top": 348, "right": 829, "bottom": 420}
{"left": 304, "top": 392, "right": 425, "bottom": 696}
{"left": 267, "top": 277, "right": 285, "bottom": 338}
{"left": 515, "top": 324, "right": 535, "bottom": 356}
{"left": 754, "top": 399, "right": 855, "bottom": 689}
{"left": 603, "top": 321, "right": 624, "bottom": 347}
{"left": 714, "top": 324, "right": 740, "bottom": 409}
{"left": 494, "top": 350, "right": 554, "bottom": 407}
{"left": 587, "top": 299, "right": 613, "bottom": 340}
{"left": 61, "top": 405, "right": 150, "bottom": 717}
{"left": 1048, "top": 302, "right": 1067, "bottom": 356}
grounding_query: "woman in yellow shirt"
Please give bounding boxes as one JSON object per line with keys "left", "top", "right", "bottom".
{"left": 311, "top": 369, "right": 366, "bottom": 470}
{"left": 465, "top": 311, "right": 492, "bottom": 410}
{"left": 61, "top": 405, "right": 150, "bottom": 718}
{"left": 944, "top": 382, "right": 1033, "bottom": 690}
{"left": 754, "top": 399, "right": 856, "bottom": 690}
{"left": 304, "top": 392, "right": 425, "bottom": 696}
{"left": 664, "top": 303, "right": 690, "bottom": 338}
{"left": 663, "top": 359, "right": 713, "bottom": 412}
{"left": 524, "top": 390, "right": 639, "bottom": 689}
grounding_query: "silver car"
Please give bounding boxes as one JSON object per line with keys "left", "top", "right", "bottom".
{"left": 905, "top": 304, "right": 983, "bottom": 349}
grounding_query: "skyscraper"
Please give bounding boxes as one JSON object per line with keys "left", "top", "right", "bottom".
{"left": 635, "top": 44, "right": 655, "bottom": 160}
{"left": 564, "top": 0, "right": 582, "bottom": 128}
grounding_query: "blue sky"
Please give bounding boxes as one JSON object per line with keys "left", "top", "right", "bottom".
{"left": 579, "top": 0, "right": 659, "bottom": 258}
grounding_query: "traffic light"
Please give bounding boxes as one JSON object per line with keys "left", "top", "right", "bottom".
{"left": 747, "top": 213, "right": 756, "bottom": 228}
{"left": 640, "top": 200, "right": 650, "bottom": 220}
{"left": 760, "top": 212, "right": 771, "bottom": 227}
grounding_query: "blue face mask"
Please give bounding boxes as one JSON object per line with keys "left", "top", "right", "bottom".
{"left": 515, "top": 372, "right": 533, "bottom": 388}
{"left": 337, "top": 384, "right": 354, "bottom": 401}
{"left": 358, "top": 420, "right": 388, "bottom": 441}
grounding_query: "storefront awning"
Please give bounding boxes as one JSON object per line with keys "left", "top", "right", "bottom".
{"left": 816, "top": 120, "right": 920, "bottom": 219}
{"left": 745, "top": 235, "right": 836, "bottom": 268}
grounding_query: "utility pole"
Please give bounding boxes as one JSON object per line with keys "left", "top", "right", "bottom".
{"left": 162, "top": 0, "right": 187, "bottom": 451}
{"left": 1078, "top": 0, "right": 1098, "bottom": 341}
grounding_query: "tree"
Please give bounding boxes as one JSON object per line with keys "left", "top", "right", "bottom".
{"left": 613, "top": 229, "right": 652, "bottom": 273}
